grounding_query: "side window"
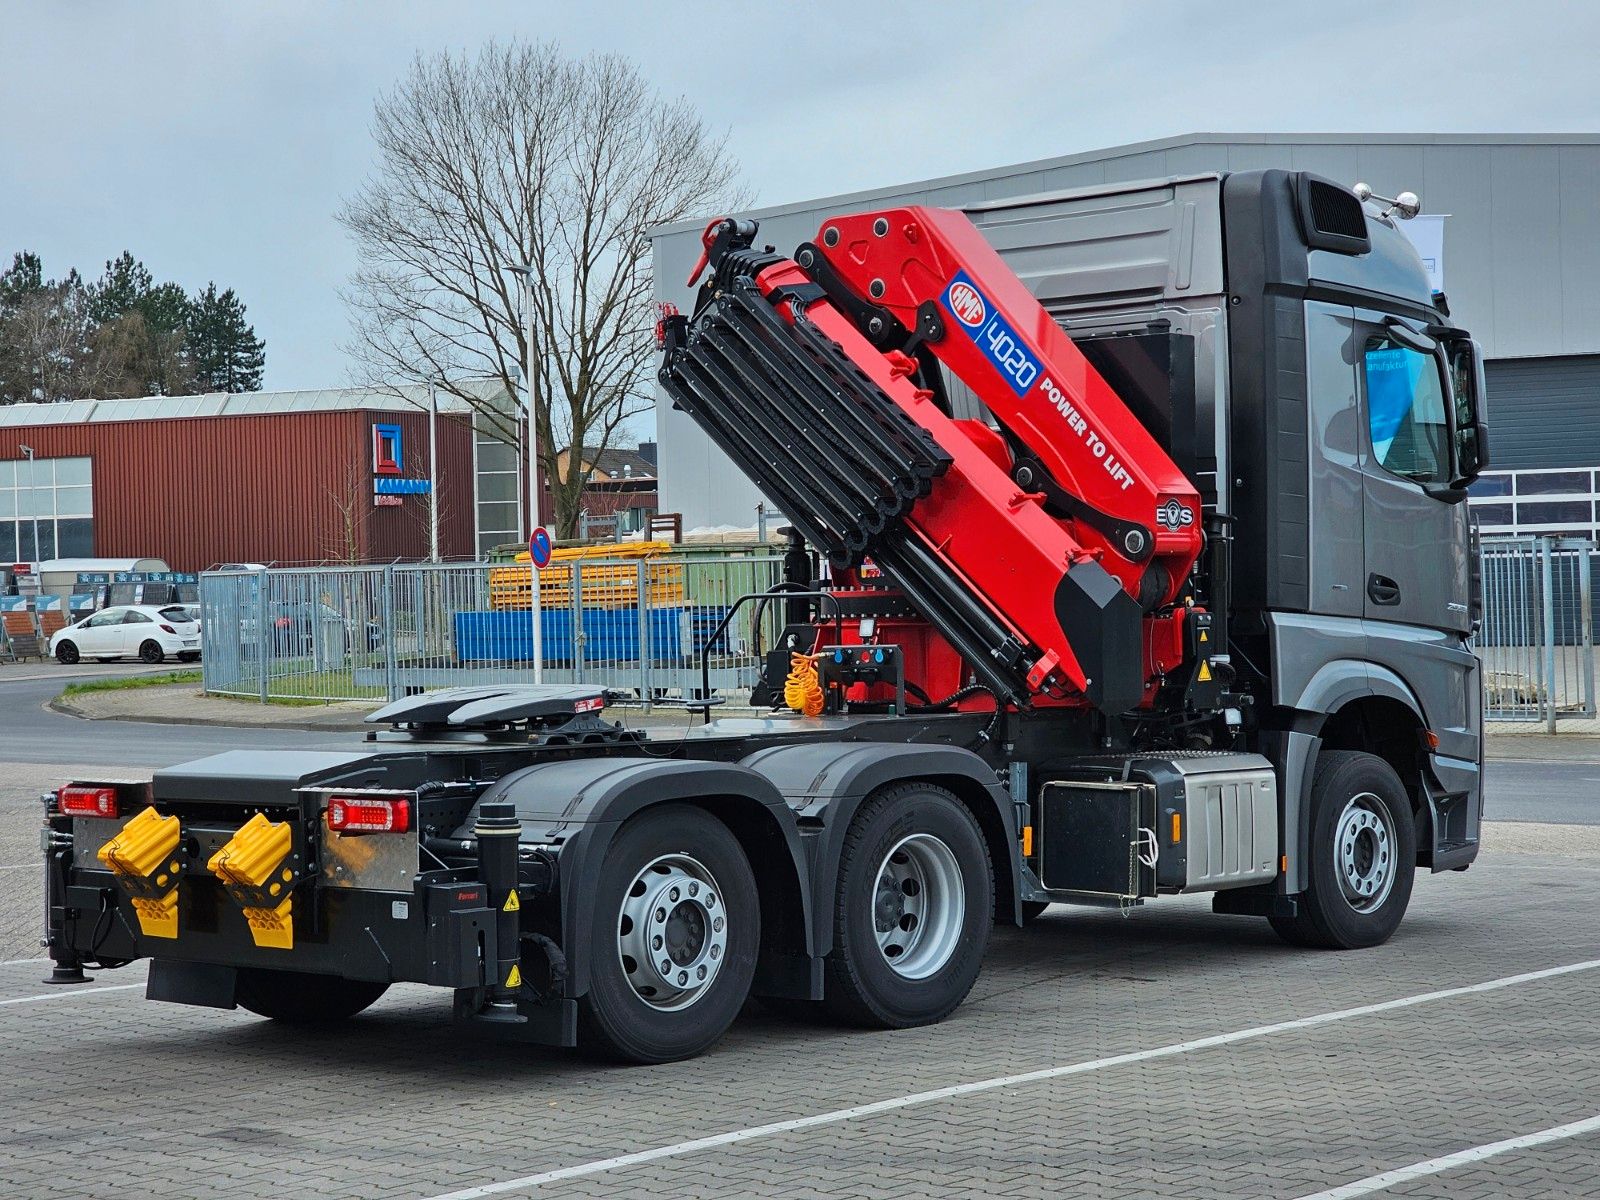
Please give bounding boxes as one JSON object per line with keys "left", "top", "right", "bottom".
{"left": 86, "top": 608, "right": 122, "bottom": 627}
{"left": 123, "top": 610, "right": 153, "bottom": 624}
{"left": 1362, "top": 336, "right": 1450, "bottom": 485}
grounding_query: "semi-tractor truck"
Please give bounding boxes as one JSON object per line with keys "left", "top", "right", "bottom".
{"left": 42, "top": 169, "right": 1488, "bottom": 1063}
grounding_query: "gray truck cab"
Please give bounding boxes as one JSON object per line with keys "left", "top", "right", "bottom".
{"left": 965, "top": 168, "right": 1487, "bottom": 888}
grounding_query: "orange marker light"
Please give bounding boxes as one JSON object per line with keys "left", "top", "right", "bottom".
{"left": 1022, "top": 825, "right": 1034, "bottom": 857}
{"left": 1170, "top": 812, "right": 1182, "bottom": 844}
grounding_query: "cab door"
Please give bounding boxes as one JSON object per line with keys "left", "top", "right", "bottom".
{"left": 1352, "top": 309, "right": 1471, "bottom": 633}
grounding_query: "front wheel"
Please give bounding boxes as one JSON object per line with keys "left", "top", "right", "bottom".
{"left": 55, "top": 641, "right": 80, "bottom": 665}
{"left": 1270, "top": 750, "right": 1416, "bottom": 950}
{"left": 235, "top": 968, "right": 389, "bottom": 1022}
{"left": 823, "top": 783, "right": 992, "bottom": 1028}
{"left": 578, "top": 804, "right": 759, "bottom": 1063}
{"left": 139, "top": 640, "right": 165, "bottom": 664}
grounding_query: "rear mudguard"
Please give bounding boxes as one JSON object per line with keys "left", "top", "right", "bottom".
{"left": 740, "top": 741, "right": 1022, "bottom": 955}
{"left": 467, "top": 757, "right": 816, "bottom": 1001}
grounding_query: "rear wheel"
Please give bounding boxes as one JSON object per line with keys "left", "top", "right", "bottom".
{"left": 1270, "top": 750, "right": 1416, "bottom": 949}
{"left": 55, "top": 641, "right": 79, "bottom": 665}
{"left": 823, "top": 783, "right": 991, "bottom": 1028}
{"left": 578, "top": 804, "right": 759, "bottom": 1063}
{"left": 139, "top": 640, "right": 165, "bottom": 664}
{"left": 235, "top": 968, "right": 388, "bottom": 1022}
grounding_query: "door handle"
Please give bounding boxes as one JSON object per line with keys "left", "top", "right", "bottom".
{"left": 1367, "top": 573, "right": 1401, "bottom": 606}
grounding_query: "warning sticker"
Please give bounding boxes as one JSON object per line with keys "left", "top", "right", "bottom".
{"left": 503, "top": 890, "right": 520, "bottom": 913}
{"left": 505, "top": 964, "right": 523, "bottom": 989}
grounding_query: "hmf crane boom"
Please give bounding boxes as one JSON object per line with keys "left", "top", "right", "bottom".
{"left": 661, "top": 206, "right": 1206, "bottom": 714}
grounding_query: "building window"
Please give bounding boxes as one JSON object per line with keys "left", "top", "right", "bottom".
{"left": 1468, "top": 467, "right": 1600, "bottom": 539}
{"left": 0, "top": 456, "right": 94, "bottom": 562}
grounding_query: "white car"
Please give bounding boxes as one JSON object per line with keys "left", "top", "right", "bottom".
{"left": 51, "top": 605, "right": 203, "bottom": 665}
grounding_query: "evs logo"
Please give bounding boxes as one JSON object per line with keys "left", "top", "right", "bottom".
{"left": 946, "top": 281, "right": 986, "bottom": 327}
{"left": 941, "top": 270, "right": 1041, "bottom": 398}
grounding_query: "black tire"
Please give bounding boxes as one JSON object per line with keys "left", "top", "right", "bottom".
{"left": 823, "top": 783, "right": 992, "bottom": 1028}
{"left": 139, "top": 640, "right": 165, "bottom": 664}
{"left": 1020, "top": 900, "right": 1051, "bottom": 923}
{"left": 55, "top": 640, "right": 80, "bottom": 665}
{"left": 235, "top": 968, "right": 389, "bottom": 1023}
{"left": 1270, "top": 750, "right": 1416, "bottom": 950}
{"left": 578, "top": 804, "right": 759, "bottom": 1063}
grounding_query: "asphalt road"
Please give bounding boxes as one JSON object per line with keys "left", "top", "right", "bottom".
{"left": 0, "top": 668, "right": 351, "bottom": 768}
{"left": 1, "top": 663, "right": 1595, "bottom": 823}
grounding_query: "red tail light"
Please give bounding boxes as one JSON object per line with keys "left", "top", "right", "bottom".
{"left": 160, "top": 624, "right": 177, "bottom": 634}
{"left": 59, "top": 786, "right": 120, "bottom": 818}
{"left": 274, "top": 617, "right": 291, "bottom": 628}
{"left": 327, "top": 795, "right": 411, "bottom": 834}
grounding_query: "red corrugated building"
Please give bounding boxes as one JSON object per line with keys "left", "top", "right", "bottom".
{"left": 0, "top": 384, "right": 512, "bottom": 572}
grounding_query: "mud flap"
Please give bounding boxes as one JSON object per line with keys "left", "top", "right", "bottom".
{"left": 147, "top": 959, "right": 238, "bottom": 1010}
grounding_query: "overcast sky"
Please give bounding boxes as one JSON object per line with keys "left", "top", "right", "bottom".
{"left": 4, "top": 0, "right": 1597, "bottom": 393}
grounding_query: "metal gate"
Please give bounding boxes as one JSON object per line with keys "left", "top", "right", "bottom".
{"left": 1477, "top": 535, "right": 1595, "bottom": 729}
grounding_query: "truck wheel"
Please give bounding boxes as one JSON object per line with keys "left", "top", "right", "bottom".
{"left": 1270, "top": 750, "right": 1416, "bottom": 950}
{"left": 579, "top": 804, "right": 759, "bottom": 1063}
{"left": 55, "top": 640, "right": 79, "bottom": 665}
{"left": 235, "top": 968, "right": 389, "bottom": 1022}
{"left": 823, "top": 783, "right": 992, "bottom": 1028}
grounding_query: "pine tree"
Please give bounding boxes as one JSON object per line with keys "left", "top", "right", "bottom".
{"left": 186, "top": 283, "right": 265, "bottom": 392}
{"left": 86, "top": 252, "right": 194, "bottom": 395}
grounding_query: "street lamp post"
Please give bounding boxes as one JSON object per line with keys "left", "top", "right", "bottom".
{"left": 18, "top": 444, "right": 40, "bottom": 564}
{"left": 502, "top": 264, "right": 544, "bottom": 683}
{"left": 501, "top": 265, "right": 542, "bottom": 529}
{"left": 426, "top": 379, "right": 440, "bottom": 562}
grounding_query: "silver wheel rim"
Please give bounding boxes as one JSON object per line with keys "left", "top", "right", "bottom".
{"left": 1335, "top": 792, "right": 1397, "bottom": 913}
{"left": 617, "top": 853, "right": 728, "bottom": 1011}
{"left": 873, "top": 833, "right": 965, "bottom": 979}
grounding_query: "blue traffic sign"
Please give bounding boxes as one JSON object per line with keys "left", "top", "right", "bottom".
{"left": 529, "top": 526, "right": 553, "bottom": 569}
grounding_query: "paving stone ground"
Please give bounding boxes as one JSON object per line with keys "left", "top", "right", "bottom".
{"left": 2, "top": 839, "right": 1597, "bottom": 1199}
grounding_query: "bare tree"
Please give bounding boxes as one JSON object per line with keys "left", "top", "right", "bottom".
{"left": 321, "top": 456, "right": 372, "bottom": 565}
{"left": 339, "top": 42, "right": 744, "bottom": 537}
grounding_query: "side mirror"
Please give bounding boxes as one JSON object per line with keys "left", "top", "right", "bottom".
{"left": 1441, "top": 333, "right": 1490, "bottom": 488}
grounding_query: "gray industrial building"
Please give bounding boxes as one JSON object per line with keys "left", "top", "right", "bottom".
{"left": 651, "top": 132, "right": 1600, "bottom": 537}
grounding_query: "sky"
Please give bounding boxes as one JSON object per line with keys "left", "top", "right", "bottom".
{"left": 3, "top": 0, "right": 1598, "bottom": 394}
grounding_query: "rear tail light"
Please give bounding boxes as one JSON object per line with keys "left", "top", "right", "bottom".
{"left": 327, "top": 795, "right": 411, "bottom": 834}
{"left": 59, "top": 785, "right": 120, "bottom": 818}
{"left": 160, "top": 624, "right": 177, "bottom": 634}
{"left": 274, "top": 617, "right": 291, "bottom": 628}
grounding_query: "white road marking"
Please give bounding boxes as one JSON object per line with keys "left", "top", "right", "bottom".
{"left": 1294, "top": 1113, "right": 1600, "bottom": 1199}
{"left": 420, "top": 957, "right": 1600, "bottom": 1200}
{"left": 0, "top": 957, "right": 49, "bottom": 967}
{"left": 0, "top": 983, "right": 142, "bottom": 1006}
{"left": 0, "top": 862, "right": 41, "bottom": 871}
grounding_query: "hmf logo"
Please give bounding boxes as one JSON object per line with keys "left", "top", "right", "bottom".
{"left": 946, "top": 281, "right": 986, "bottom": 327}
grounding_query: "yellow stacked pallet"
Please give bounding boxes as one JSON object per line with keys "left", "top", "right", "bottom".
{"left": 488, "top": 541, "right": 687, "bottom": 611}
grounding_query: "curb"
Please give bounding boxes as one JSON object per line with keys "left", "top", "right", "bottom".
{"left": 46, "top": 695, "right": 374, "bottom": 734}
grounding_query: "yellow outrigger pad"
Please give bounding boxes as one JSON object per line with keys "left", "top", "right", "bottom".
{"left": 208, "top": 813, "right": 297, "bottom": 949}
{"left": 97, "top": 807, "right": 183, "bottom": 939}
